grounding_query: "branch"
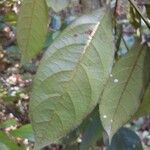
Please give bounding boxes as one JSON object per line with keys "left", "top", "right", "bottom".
{"left": 128, "top": 0, "right": 150, "bottom": 29}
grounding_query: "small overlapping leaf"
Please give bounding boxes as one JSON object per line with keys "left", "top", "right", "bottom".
{"left": 17, "top": 0, "right": 48, "bottom": 64}
{"left": 63, "top": 107, "right": 103, "bottom": 150}
{"left": 29, "top": 9, "right": 115, "bottom": 149}
{"left": 10, "top": 124, "right": 34, "bottom": 142}
{"left": 79, "top": 107, "right": 103, "bottom": 150}
{"left": 0, "top": 131, "right": 22, "bottom": 150}
{"left": 0, "top": 119, "right": 17, "bottom": 129}
{"left": 99, "top": 41, "right": 150, "bottom": 140}
{"left": 110, "top": 128, "right": 143, "bottom": 150}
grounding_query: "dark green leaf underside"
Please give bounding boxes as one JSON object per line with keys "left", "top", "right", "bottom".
{"left": 110, "top": 128, "right": 143, "bottom": 150}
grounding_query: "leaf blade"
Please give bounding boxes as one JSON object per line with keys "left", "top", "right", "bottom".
{"left": 29, "top": 9, "right": 115, "bottom": 149}
{"left": 0, "top": 131, "right": 22, "bottom": 150}
{"left": 110, "top": 127, "right": 143, "bottom": 150}
{"left": 17, "top": 0, "right": 48, "bottom": 64}
{"left": 99, "top": 41, "right": 150, "bottom": 140}
{"left": 10, "top": 124, "right": 34, "bottom": 142}
{"left": 79, "top": 107, "right": 103, "bottom": 150}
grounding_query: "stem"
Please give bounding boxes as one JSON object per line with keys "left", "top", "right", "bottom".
{"left": 128, "top": 0, "right": 150, "bottom": 29}
{"left": 122, "top": 37, "right": 130, "bottom": 52}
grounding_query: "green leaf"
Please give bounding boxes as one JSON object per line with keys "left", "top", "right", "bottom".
{"left": 0, "top": 131, "right": 22, "bottom": 150}
{"left": 29, "top": 9, "right": 115, "bottom": 149}
{"left": 79, "top": 107, "right": 103, "bottom": 150}
{"left": 10, "top": 124, "right": 34, "bottom": 142}
{"left": 134, "top": 83, "right": 150, "bottom": 118}
{"left": 110, "top": 128, "right": 143, "bottom": 150}
{"left": 0, "top": 119, "right": 17, "bottom": 129}
{"left": 62, "top": 106, "right": 102, "bottom": 150}
{"left": 4, "top": 11, "right": 17, "bottom": 26}
{"left": 46, "top": 0, "right": 70, "bottom": 12}
{"left": 99, "top": 41, "right": 150, "bottom": 140}
{"left": 17, "top": 0, "right": 48, "bottom": 64}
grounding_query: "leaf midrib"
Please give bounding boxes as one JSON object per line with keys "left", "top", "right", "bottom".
{"left": 24, "top": 0, "right": 37, "bottom": 52}
{"left": 34, "top": 12, "right": 107, "bottom": 127}
{"left": 62, "top": 14, "right": 107, "bottom": 84}
{"left": 111, "top": 45, "right": 144, "bottom": 132}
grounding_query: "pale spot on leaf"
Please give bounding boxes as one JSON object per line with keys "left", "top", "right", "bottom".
{"left": 103, "top": 115, "right": 107, "bottom": 119}
{"left": 114, "top": 79, "right": 119, "bottom": 83}
{"left": 110, "top": 74, "right": 113, "bottom": 77}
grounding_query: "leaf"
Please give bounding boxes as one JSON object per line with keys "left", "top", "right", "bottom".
{"left": 46, "top": 0, "right": 70, "bottom": 12}
{"left": 134, "top": 83, "right": 150, "bottom": 118}
{"left": 10, "top": 124, "right": 34, "bottom": 142}
{"left": 79, "top": 107, "right": 103, "bottom": 150}
{"left": 61, "top": 129, "right": 79, "bottom": 148}
{"left": 62, "top": 106, "right": 102, "bottom": 150}
{"left": 17, "top": 0, "right": 48, "bottom": 64}
{"left": 0, "top": 119, "right": 17, "bottom": 129}
{"left": 110, "top": 127, "right": 143, "bottom": 150}
{"left": 63, "top": 106, "right": 103, "bottom": 150}
{"left": 0, "top": 131, "right": 22, "bottom": 150}
{"left": 4, "top": 11, "right": 17, "bottom": 26}
{"left": 99, "top": 41, "right": 150, "bottom": 140}
{"left": 29, "top": 9, "right": 115, "bottom": 149}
